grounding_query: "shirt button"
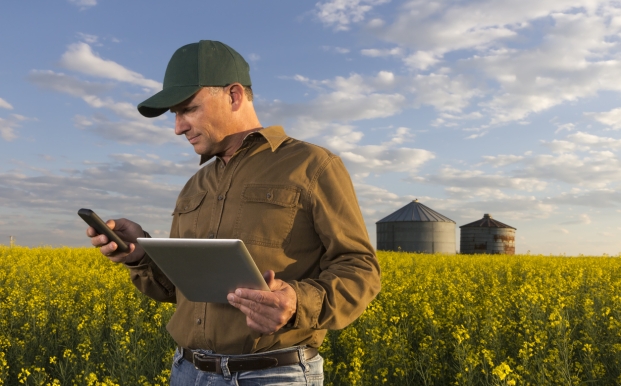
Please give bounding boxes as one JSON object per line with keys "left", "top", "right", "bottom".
{"left": 218, "top": 194, "right": 224, "bottom": 200}
{"left": 208, "top": 233, "right": 215, "bottom": 239}
{"left": 266, "top": 192, "right": 272, "bottom": 200}
{"left": 220, "top": 164, "right": 224, "bottom": 169}
{"left": 196, "top": 318, "right": 201, "bottom": 325}
{"left": 184, "top": 206, "right": 188, "bottom": 210}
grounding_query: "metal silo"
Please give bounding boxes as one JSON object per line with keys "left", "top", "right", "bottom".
{"left": 460, "top": 214, "right": 516, "bottom": 255}
{"left": 376, "top": 199, "right": 456, "bottom": 254}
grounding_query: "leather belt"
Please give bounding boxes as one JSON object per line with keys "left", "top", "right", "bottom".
{"left": 180, "top": 346, "right": 318, "bottom": 374}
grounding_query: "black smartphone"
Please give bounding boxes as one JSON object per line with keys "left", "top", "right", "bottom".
{"left": 78, "top": 208, "right": 130, "bottom": 253}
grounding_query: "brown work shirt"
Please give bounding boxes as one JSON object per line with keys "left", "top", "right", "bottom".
{"left": 126, "top": 125, "right": 381, "bottom": 354}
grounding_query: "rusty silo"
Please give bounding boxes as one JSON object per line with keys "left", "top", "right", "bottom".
{"left": 460, "top": 214, "right": 516, "bottom": 254}
{"left": 376, "top": 199, "right": 456, "bottom": 254}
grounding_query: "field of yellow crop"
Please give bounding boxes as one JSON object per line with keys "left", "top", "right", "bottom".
{"left": 1, "top": 246, "right": 621, "bottom": 385}
{"left": 0, "top": 246, "right": 175, "bottom": 386}
{"left": 321, "top": 251, "right": 621, "bottom": 385}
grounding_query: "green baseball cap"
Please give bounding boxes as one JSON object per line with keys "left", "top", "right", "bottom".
{"left": 137, "top": 40, "right": 252, "bottom": 118}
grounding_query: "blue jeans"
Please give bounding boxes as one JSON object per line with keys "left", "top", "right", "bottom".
{"left": 169, "top": 346, "right": 324, "bottom": 386}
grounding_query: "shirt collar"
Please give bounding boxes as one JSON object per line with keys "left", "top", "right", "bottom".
{"left": 199, "top": 126, "right": 290, "bottom": 165}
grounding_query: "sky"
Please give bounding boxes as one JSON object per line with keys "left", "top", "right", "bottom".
{"left": 2, "top": 0, "right": 621, "bottom": 255}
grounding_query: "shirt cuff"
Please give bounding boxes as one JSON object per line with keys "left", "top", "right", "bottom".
{"left": 124, "top": 230, "right": 151, "bottom": 269}
{"left": 286, "top": 280, "right": 322, "bottom": 329}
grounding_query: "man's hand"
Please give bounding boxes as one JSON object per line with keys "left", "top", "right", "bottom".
{"left": 87, "top": 218, "right": 145, "bottom": 264}
{"left": 227, "top": 270, "right": 297, "bottom": 334}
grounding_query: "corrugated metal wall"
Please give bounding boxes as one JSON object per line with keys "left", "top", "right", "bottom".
{"left": 460, "top": 227, "right": 515, "bottom": 255}
{"left": 377, "top": 221, "right": 456, "bottom": 254}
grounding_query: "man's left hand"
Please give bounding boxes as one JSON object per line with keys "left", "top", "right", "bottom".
{"left": 227, "top": 270, "right": 297, "bottom": 334}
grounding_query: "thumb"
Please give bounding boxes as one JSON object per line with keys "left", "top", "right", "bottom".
{"left": 106, "top": 219, "right": 116, "bottom": 230}
{"left": 263, "top": 270, "right": 276, "bottom": 289}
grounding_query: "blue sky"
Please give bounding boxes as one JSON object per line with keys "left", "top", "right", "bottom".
{"left": 2, "top": 0, "right": 621, "bottom": 255}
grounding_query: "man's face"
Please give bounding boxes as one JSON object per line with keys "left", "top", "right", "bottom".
{"left": 170, "top": 87, "right": 234, "bottom": 157}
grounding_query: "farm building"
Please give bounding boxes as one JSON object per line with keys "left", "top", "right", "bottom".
{"left": 376, "top": 199, "right": 456, "bottom": 254}
{"left": 460, "top": 214, "right": 516, "bottom": 255}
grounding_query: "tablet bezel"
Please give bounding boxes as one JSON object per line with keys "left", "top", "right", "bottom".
{"left": 136, "top": 238, "right": 270, "bottom": 303}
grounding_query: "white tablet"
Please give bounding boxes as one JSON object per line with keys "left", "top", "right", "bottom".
{"left": 136, "top": 238, "right": 270, "bottom": 303}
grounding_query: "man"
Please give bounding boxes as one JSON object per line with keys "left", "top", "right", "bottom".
{"left": 87, "top": 40, "right": 380, "bottom": 385}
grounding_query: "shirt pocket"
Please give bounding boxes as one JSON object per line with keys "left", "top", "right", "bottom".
{"left": 233, "top": 184, "right": 301, "bottom": 248}
{"left": 173, "top": 191, "right": 207, "bottom": 238}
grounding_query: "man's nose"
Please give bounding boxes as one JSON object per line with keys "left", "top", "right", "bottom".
{"left": 174, "top": 114, "right": 188, "bottom": 135}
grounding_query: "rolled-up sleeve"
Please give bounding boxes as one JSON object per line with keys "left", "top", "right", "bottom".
{"left": 288, "top": 156, "right": 381, "bottom": 330}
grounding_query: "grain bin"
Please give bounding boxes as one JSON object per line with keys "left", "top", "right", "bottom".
{"left": 376, "top": 200, "right": 456, "bottom": 254}
{"left": 460, "top": 214, "right": 516, "bottom": 255}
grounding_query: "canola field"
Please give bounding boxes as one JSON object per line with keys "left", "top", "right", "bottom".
{"left": 1, "top": 246, "right": 621, "bottom": 385}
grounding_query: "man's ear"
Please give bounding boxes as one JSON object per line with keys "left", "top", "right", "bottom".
{"left": 228, "top": 83, "right": 244, "bottom": 112}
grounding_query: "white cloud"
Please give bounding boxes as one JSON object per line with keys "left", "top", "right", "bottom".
{"left": 481, "top": 154, "right": 524, "bottom": 167}
{"left": 341, "top": 1, "right": 621, "bottom": 129}
{"left": 315, "top": 0, "right": 391, "bottom": 31}
{"left": 543, "top": 139, "right": 577, "bottom": 153}
{"left": 322, "top": 125, "right": 364, "bottom": 151}
{"left": 411, "top": 73, "right": 482, "bottom": 113}
{"left": 379, "top": 0, "right": 597, "bottom": 55}
{"left": 59, "top": 43, "right": 161, "bottom": 90}
{"left": 425, "top": 167, "right": 547, "bottom": 192}
{"left": 561, "top": 213, "right": 592, "bottom": 225}
{"left": 367, "top": 18, "right": 385, "bottom": 28}
{"left": 516, "top": 151, "right": 621, "bottom": 188}
{"left": 68, "top": 0, "right": 97, "bottom": 9}
{"left": 77, "top": 32, "right": 99, "bottom": 44}
{"left": 0, "top": 154, "right": 198, "bottom": 246}
{"left": 585, "top": 108, "right": 621, "bottom": 130}
{"left": 554, "top": 122, "right": 575, "bottom": 134}
{"left": 0, "top": 98, "right": 13, "bottom": 110}
{"left": 259, "top": 72, "right": 406, "bottom": 139}
{"left": 403, "top": 51, "right": 441, "bottom": 71}
{"left": 286, "top": 123, "right": 433, "bottom": 178}
{"left": 248, "top": 53, "right": 260, "bottom": 62}
{"left": 322, "top": 46, "right": 351, "bottom": 54}
{"left": 546, "top": 189, "right": 621, "bottom": 208}
{"left": 341, "top": 145, "right": 434, "bottom": 174}
{"left": 73, "top": 114, "right": 180, "bottom": 146}
{"left": 542, "top": 131, "right": 621, "bottom": 153}
{"left": 352, "top": 182, "right": 403, "bottom": 221}
{"left": 459, "top": 8, "right": 621, "bottom": 125}
{"left": 29, "top": 69, "right": 177, "bottom": 145}
{"left": 0, "top": 118, "right": 18, "bottom": 141}
{"left": 415, "top": 127, "right": 621, "bottom": 213}
{"left": 360, "top": 47, "right": 402, "bottom": 57}
{"left": 566, "top": 131, "right": 621, "bottom": 149}
{"left": 29, "top": 70, "right": 112, "bottom": 98}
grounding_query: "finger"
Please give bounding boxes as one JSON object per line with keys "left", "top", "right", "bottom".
{"left": 228, "top": 292, "right": 275, "bottom": 317}
{"left": 228, "top": 293, "right": 289, "bottom": 327}
{"left": 86, "top": 226, "right": 97, "bottom": 237}
{"left": 234, "top": 288, "right": 280, "bottom": 308}
{"left": 90, "top": 233, "right": 109, "bottom": 247}
{"left": 263, "top": 270, "right": 276, "bottom": 287}
{"left": 107, "top": 243, "right": 135, "bottom": 263}
{"left": 99, "top": 241, "right": 118, "bottom": 256}
{"left": 235, "top": 301, "right": 285, "bottom": 330}
{"left": 106, "top": 219, "right": 116, "bottom": 230}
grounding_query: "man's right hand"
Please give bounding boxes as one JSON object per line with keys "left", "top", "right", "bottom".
{"left": 87, "top": 218, "right": 145, "bottom": 264}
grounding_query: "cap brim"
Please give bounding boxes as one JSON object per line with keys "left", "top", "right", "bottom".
{"left": 137, "top": 85, "right": 202, "bottom": 118}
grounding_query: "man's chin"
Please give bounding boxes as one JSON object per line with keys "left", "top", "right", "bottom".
{"left": 192, "top": 144, "right": 205, "bottom": 154}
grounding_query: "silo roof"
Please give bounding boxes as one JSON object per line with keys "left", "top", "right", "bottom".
{"left": 376, "top": 200, "right": 455, "bottom": 223}
{"left": 460, "top": 214, "right": 516, "bottom": 229}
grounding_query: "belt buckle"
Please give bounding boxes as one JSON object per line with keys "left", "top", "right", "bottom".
{"left": 192, "top": 351, "right": 208, "bottom": 371}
